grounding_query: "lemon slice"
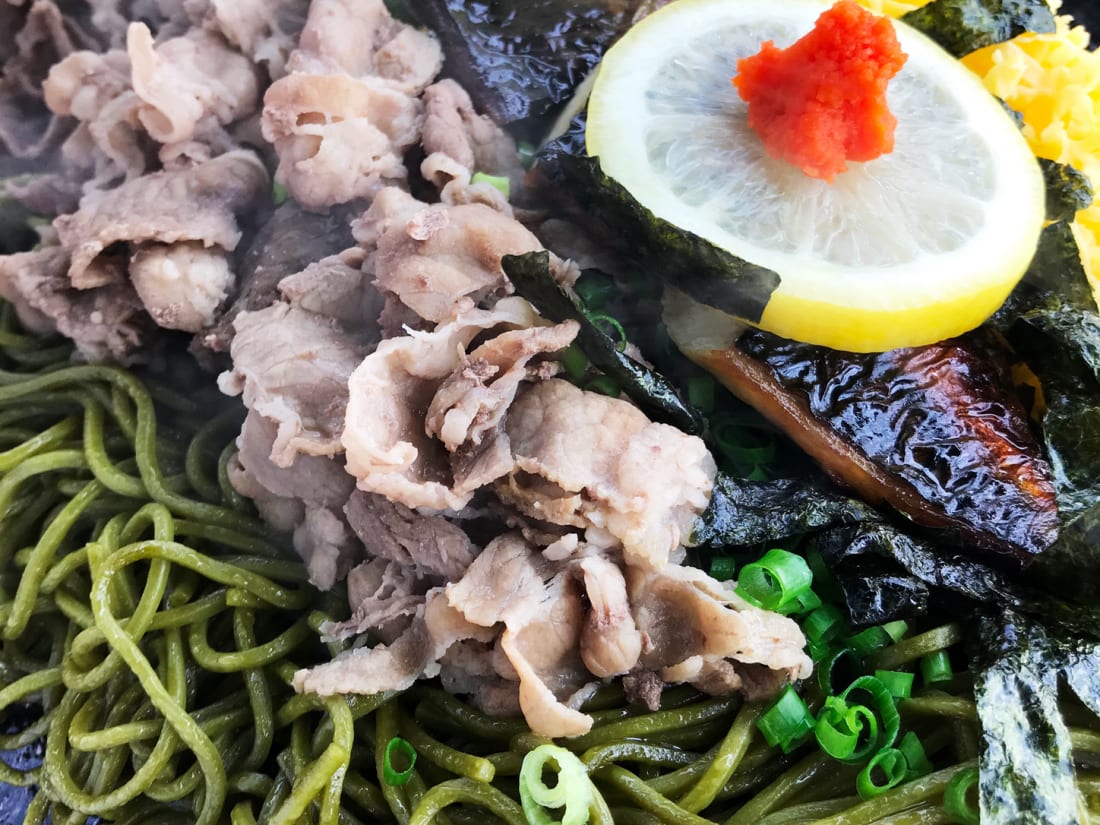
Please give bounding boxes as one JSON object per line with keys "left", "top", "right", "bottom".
{"left": 586, "top": 0, "right": 1046, "bottom": 352}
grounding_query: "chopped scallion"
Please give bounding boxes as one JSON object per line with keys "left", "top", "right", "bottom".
{"left": 585, "top": 376, "right": 621, "bottom": 397}
{"left": 874, "top": 670, "right": 915, "bottom": 700}
{"left": 920, "top": 650, "right": 953, "bottom": 685}
{"left": 736, "top": 549, "right": 813, "bottom": 613}
{"left": 897, "top": 731, "right": 933, "bottom": 780}
{"left": 856, "top": 747, "right": 908, "bottom": 799}
{"left": 272, "top": 181, "right": 288, "bottom": 205}
{"left": 561, "top": 346, "right": 589, "bottom": 382}
{"left": 818, "top": 647, "right": 863, "bottom": 696}
{"left": 519, "top": 743, "right": 597, "bottom": 825}
{"left": 814, "top": 696, "right": 877, "bottom": 762}
{"left": 840, "top": 676, "right": 901, "bottom": 753}
{"left": 686, "top": 376, "right": 716, "bottom": 415}
{"left": 757, "top": 685, "right": 815, "bottom": 754}
{"left": 586, "top": 313, "right": 628, "bottom": 352}
{"left": 709, "top": 557, "right": 736, "bottom": 582}
{"left": 573, "top": 274, "right": 618, "bottom": 309}
{"left": 847, "top": 626, "right": 894, "bottom": 658}
{"left": 383, "top": 736, "right": 417, "bottom": 786}
{"left": 943, "top": 766, "right": 980, "bottom": 825}
{"left": 471, "top": 171, "right": 511, "bottom": 199}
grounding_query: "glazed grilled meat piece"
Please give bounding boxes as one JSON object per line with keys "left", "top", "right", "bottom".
{"left": 689, "top": 328, "right": 1060, "bottom": 561}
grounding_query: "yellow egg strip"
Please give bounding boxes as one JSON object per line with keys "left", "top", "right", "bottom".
{"left": 858, "top": 0, "right": 1100, "bottom": 308}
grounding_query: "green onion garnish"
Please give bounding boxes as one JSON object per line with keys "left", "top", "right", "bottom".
{"left": 814, "top": 696, "right": 877, "bottom": 762}
{"left": 757, "top": 685, "right": 815, "bottom": 754}
{"left": 920, "top": 650, "right": 953, "bottom": 685}
{"left": 561, "top": 346, "right": 589, "bottom": 381}
{"left": 709, "top": 556, "right": 736, "bottom": 582}
{"left": 686, "top": 376, "right": 716, "bottom": 414}
{"left": 856, "top": 747, "right": 908, "bottom": 799}
{"left": 574, "top": 273, "right": 618, "bottom": 309}
{"left": 847, "top": 626, "right": 894, "bottom": 658}
{"left": 882, "top": 621, "right": 909, "bottom": 643}
{"left": 840, "top": 676, "right": 901, "bottom": 753}
{"left": 586, "top": 313, "right": 628, "bottom": 352}
{"left": 818, "top": 646, "right": 863, "bottom": 696}
{"left": 471, "top": 171, "right": 511, "bottom": 199}
{"left": 519, "top": 744, "right": 597, "bottom": 825}
{"left": 383, "top": 737, "right": 417, "bottom": 786}
{"left": 737, "top": 549, "right": 813, "bottom": 613}
{"left": 944, "top": 766, "right": 980, "bottom": 825}
{"left": 897, "top": 731, "right": 933, "bottom": 780}
{"left": 272, "top": 181, "right": 288, "bottom": 205}
{"left": 585, "top": 376, "right": 621, "bottom": 397}
{"left": 874, "top": 670, "right": 915, "bottom": 700}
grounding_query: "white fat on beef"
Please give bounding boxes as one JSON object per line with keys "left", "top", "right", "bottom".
{"left": 576, "top": 554, "right": 643, "bottom": 679}
{"left": 129, "top": 241, "right": 233, "bottom": 332}
{"left": 292, "top": 506, "right": 357, "bottom": 591}
{"left": 341, "top": 297, "right": 543, "bottom": 512}
{"left": 126, "top": 23, "right": 260, "bottom": 145}
{"left": 261, "top": 73, "right": 422, "bottom": 210}
{"left": 53, "top": 149, "right": 268, "bottom": 289}
{"left": 369, "top": 189, "right": 544, "bottom": 324}
{"left": 498, "top": 379, "right": 717, "bottom": 569}
{"left": 287, "top": 0, "right": 441, "bottom": 94}
{"left": 628, "top": 564, "right": 812, "bottom": 695}
{"left": 446, "top": 533, "right": 592, "bottom": 737}
{"left": 344, "top": 491, "right": 477, "bottom": 582}
{"left": 221, "top": 303, "right": 368, "bottom": 467}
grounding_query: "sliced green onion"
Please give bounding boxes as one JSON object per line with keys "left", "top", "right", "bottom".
{"left": 847, "top": 626, "right": 894, "bottom": 658}
{"left": 874, "top": 670, "right": 915, "bottom": 701}
{"left": 818, "top": 647, "right": 863, "bottom": 696}
{"left": 471, "top": 172, "right": 511, "bottom": 199}
{"left": 943, "top": 765, "right": 980, "bottom": 825}
{"left": 789, "top": 588, "right": 822, "bottom": 615}
{"left": 573, "top": 274, "right": 618, "bottom": 309}
{"left": 804, "top": 605, "right": 846, "bottom": 649}
{"left": 585, "top": 376, "right": 621, "bottom": 397}
{"left": 814, "top": 696, "right": 877, "bottom": 762}
{"left": 585, "top": 313, "right": 628, "bottom": 351}
{"left": 921, "top": 651, "right": 953, "bottom": 685}
{"left": 686, "top": 376, "right": 715, "bottom": 415}
{"left": 840, "top": 676, "right": 901, "bottom": 753}
{"left": 272, "top": 182, "right": 288, "bottom": 205}
{"left": 561, "top": 346, "right": 589, "bottom": 382}
{"left": 383, "top": 737, "right": 417, "bottom": 786}
{"left": 882, "top": 621, "right": 909, "bottom": 643}
{"left": 856, "top": 747, "right": 908, "bottom": 800}
{"left": 757, "top": 685, "right": 815, "bottom": 754}
{"left": 517, "top": 142, "right": 538, "bottom": 167}
{"left": 709, "top": 557, "right": 736, "bottom": 582}
{"left": 519, "top": 744, "right": 595, "bottom": 825}
{"left": 897, "top": 731, "right": 933, "bottom": 780}
{"left": 736, "top": 549, "right": 813, "bottom": 613}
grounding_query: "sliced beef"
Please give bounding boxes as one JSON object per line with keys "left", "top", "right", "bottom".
{"left": 53, "top": 149, "right": 269, "bottom": 288}
{"left": 498, "top": 379, "right": 716, "bottom": 569}
{"left": 126, "top": 23, "right": 260, "bottom": 145}
{"left": 0, "top": 244, "right": 150, "bottom": 361}
{"left": 447, "top": 533, "right": 592, "bottom": 737}
{"left": 369, "top": 187, "right": 543, "bottom": 324}
{"left": 292, "top": 505, "right": 357, "bottom": 590}
{"left": 220, "top": 301, "right": 368, "bottom": 466}
{"left": 201, "top": 201, "right": 357, "bottom": 353}
{"left": 287, "top": 0, "right": 441, "bottom": 92}
{"left": 576, "top": 554, "right": 642, "bottom": 679}
{"left": 261, "top": 73, "right": 423, "bottom": 210}
{"left": 184, "top": 0, "right": 309, "bottom": 79}
{"left": 341, "top": 297, "right": 544, "bottom": 511}
{"left": 344, "top": 490, "right": 477, "bottom": 581}
{"left": 628, "top": 564, "right": 812, "bottom": 695}
{"left": 277, "top": 249, "right": 381, "bottom": 334}
{"left": 322, "top": 557, "right": 429, "bottom": 640}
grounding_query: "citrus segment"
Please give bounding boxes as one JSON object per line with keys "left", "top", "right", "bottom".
{"left": 586, "top": 0, "right": 1046, "bottom": 352}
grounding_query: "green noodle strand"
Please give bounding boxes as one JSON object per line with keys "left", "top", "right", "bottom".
{"left": 407, "top": 778, "right": 527, "bottom": 825}
{"left": 679, "top": 701, "right": 764, "bottom": 813}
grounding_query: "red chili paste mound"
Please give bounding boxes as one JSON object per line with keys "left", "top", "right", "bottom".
{"left": 732, "top": 1, "right": 908, "bottom": 182}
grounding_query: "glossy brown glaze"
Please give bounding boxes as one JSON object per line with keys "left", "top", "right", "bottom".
{"left": 694, "top": 330, "right": 1060, "bottom": 560}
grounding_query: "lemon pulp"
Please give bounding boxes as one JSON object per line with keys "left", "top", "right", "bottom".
{"left": 586, "top": 0, "right": 1046, "bottom": 352}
